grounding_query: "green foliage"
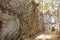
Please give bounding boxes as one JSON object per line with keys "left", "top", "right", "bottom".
{"left": 36, "top": 0, "right": 59, "bottom": 13}
{"left": 37, "top": 0, "right": 52, "bottom": 12}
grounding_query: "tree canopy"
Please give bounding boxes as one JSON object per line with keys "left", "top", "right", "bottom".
{"left": 35, "top": 0, "right": 59, "bottom": 13}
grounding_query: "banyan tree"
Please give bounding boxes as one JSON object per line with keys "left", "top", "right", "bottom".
{"left": 0, "top": 0, "right": 42, "bottom": 40}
